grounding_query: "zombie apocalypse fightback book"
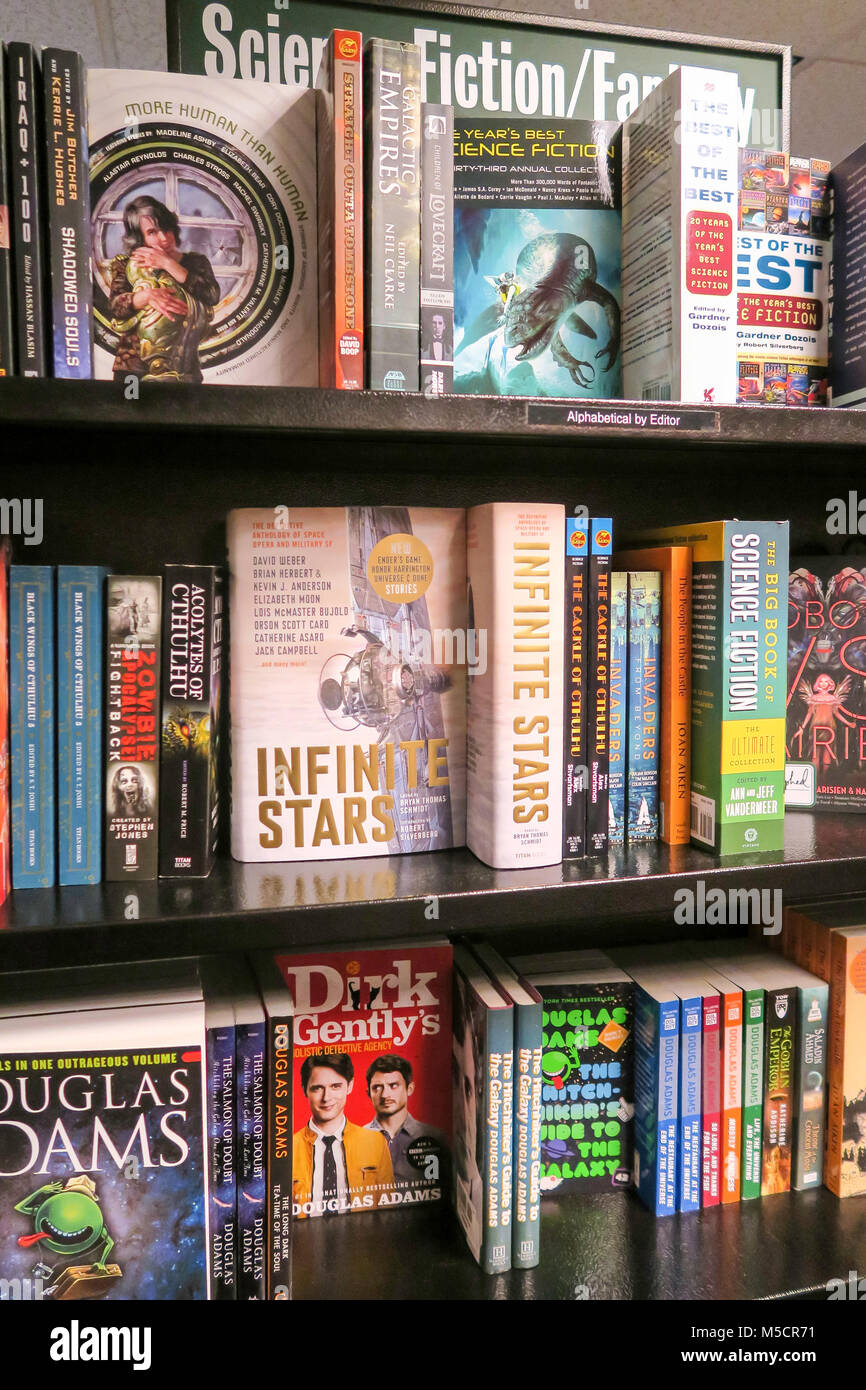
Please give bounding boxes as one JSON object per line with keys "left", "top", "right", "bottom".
{"left": 227, "top": 506, "right": 467, "bottom": 863}
{"left": 104, "top": 575, "right": 162, "bottom": 880}
{"left": 87, "top": 69, "right": 316, "bottom": 386}
{"left": 453, "top": 119, "right": 621, "bottom": 399}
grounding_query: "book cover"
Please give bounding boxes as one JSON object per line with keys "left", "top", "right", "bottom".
{"left": 0, "top": 52, "right": 14, "bottom": 374}
{"left": 315, "top": 30, "right": 363, "bottom": 390}
{"left": 5, "top": 44, "right": 47, "bottom": 376}
{"left": 274, "top": 942, "right": 452, "bottom": 1219}
{"left": 453, "top": 118, "right": 621, "bottom": 399}
{"left": 627, "top": 570, "right": 660, "bottom": 841}
{"left": 363, "top": 39, "right": 421, "bottom": 392}
{"left": 159, "top": 565, "right": 223, "bottom": 877}
{"left": 228, "top": 506, "right": 467, "bottom": 863}
{"left": 248, "top": 953, "right": 293, "bottom": 1300}
{"left": 587, "top": 518, "right": 612, "bottom": 856}
{"left": 608, "top": 570, "right": 627, "bottom": 846}
{"left": 57, "top": 566, "right": 106, "bottom": 885}
{"left": 10, "top": 566, "right": 54, "bottom": 888}
{"left": 466, "top": 502, "right": 564, "bottom": 869}
{"left": 43, "top": 50, "right": 93, "bottom": 379}
{"left": 621, "top": 65, "right": 739, "bottom": 405}
{"left": 234, "top": 961, "right": 266, "bottom": 1300}
{"left": 563, "top": 517, "right": 589, "bottom": 858}
{"left": 452, "top": 945, "right": 512, "bottom": 1274}
{"left": 87, "top": 69, "right": 317, "bottom": 386}
{"left": 0, "top": 544, "right": 10, "bottom": 904}
{"left": 104, "top": 575, "right": 162, "bottom": 881}
{"left": 200, "top": 958, "right": 237, "bottom": 1301}
{"left": 420, "top": 102, "right": 454, "bottom": 398}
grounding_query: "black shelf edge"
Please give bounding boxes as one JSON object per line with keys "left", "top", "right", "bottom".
{"left": 0, "top": 377, "right": 862, "bottom": 447}
{"left": 1, "top": 812, "right": 864, "bottom": 969}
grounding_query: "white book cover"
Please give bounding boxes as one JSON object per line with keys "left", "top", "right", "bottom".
{"left": 466, "top": 502, "right": 564, "bottom": 869}
{"left": 88, "top": 69, "right": 317, "bottom": 385}
{"left": 621, "top": 65, "right": 739, "bottom": 405}
{"left": 228, "top": 506, "right": 467, "bottom": 862}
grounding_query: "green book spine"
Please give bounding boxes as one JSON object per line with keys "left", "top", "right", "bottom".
{"left": 740, "top": 986, "right": 764, "bottom": 1200}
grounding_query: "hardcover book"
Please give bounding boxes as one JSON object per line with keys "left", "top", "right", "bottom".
{"left": 453, "top": 118, "right": 621, "bottom": 399}
{"left": 104, "top": 575, "right": 162, "bottom": 880}
{"left": 627, "top": 571, "right": 660, "bottom": 841}
{"left": 227, "top": 506, "right": 467, "bottom": 863}
{"left": 10, "top": 566, "right": 54, "bottom": 888}
{"left": 420, "top": 102, "right": 454, "bottom": 397}
{"left": 57, "top": 566, "right": 106, "bottom": 885}
{"left": 87, "top": 69, "right": 317, "bottom": 386}
{"left": 315, "top": 30, "right": 363, "bottom": 390}
{"left": 5, "top": 44, "right": 47, "bottom": 376}
{"left": 43, "top": 50, "right": 93, "bottom": 379}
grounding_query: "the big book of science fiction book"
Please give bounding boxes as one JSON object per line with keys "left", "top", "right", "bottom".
{"left": 228, "top": 507, "right": 467, "bottom": 862}
{"left": 87, "top": 69, "right": 316, "bottom": 386}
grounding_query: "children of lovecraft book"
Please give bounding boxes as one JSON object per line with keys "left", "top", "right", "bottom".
{"left": 621, "top": 66, "right": 739, "bottom": 405}
{"left": 453, "top": 119, "right": 621, "bottom": 399}
{"left": 273, "top": 941, "right": 452, "bottom": 1219}
{"left": 315, "top": 30, "right": 364, "bottom": 390}
{"left": 363, "top": 39, "right": 421, "bottom": 391}
{"left": 608, "top": 571, "right": 627, "bottom": 847}
{"left": 43, "top": 50, "right": 93, "bottom": 379}
{"left": 57, "top": 566, "right": 106, "bottom": 885}
{"left": 87, "top": 69, "right": 317, "bottom": 386}
{"left": 10, "top": 566, "right": 54, "bottom": 888}
{"left": 587, "top": 518, "right": 612, "bottom": 855}
{"left": 420, "top": 103, "right": 454, "bottom": 398}
{"left": 627, "top": 571, "right": 660, "bottom": 842}
{"left": 5, "top": 44, "right": 47, "bottom": 376}
{"left": 234, "top": 960, "right": 266, "bottom": 1300}
{"left": 466, "top": 502, "right": 564, "bottom": 869}
{"left": 635, "top": 521, "right": 789, "bottom": 855}
{"left": 563, "top": 518, "right": 589, "bottom": 859}
{"left": 228, "top": 506, "right": 467, "bottom": 863}
{"left": 104, "top": 575, "right": 162, "bottom": 880}
{"left": 452, "top": 944, "right": 513, "bottom": 1274}
{"left": 0, "top": 54, "right": 14, "bottom": 374}
{"left": 786, "top": 558, "right": 866, "bottom": 811}
{"left": 159, "top": 565, "right": 223, "bottom": 876}
{"left": 248, "top": 953, "right": 293, "bottom": 1300}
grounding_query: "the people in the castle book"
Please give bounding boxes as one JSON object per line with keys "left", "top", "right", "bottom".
{"left": 363, "top": 1052, "right": 447, "bottom": 1188}
{"left": 292, "top": 1051, "right": 394, "bottom": 1217}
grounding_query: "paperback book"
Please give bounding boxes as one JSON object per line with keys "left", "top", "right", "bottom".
{"left": 563, "top": 518, "right": 589, "bottom": 858}
{"left": 57, "top": 566, "right": 106, "bottom": 885}
{"left": 587, "top": 518, "right": 612, "bottom": 855}
{"left": 315, "top": 29, "right": 363, "bottom": 390}
{"left": 627, "top": 570, "right": 660, "bottom": 841}
{"left": 10, "top": 566, "right": 54, "bottom": 888}
{"left": 5, "top": 43, "right": 47, "bottom": 376}
{"left": 0, "top": 53, "right": 14, "bottom": 374}
{"left": 43, "top": 49, "right": 93, "bottom": 379}
{"left": 104, "top": 575, "right": 162, "bottom": 880}
{"left": 420, "top": 102, "right": 454, "bottom": 397}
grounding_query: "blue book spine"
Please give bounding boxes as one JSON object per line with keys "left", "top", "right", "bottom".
{"left": 10, "top": 567, "right": 54, "bottom": 887}
{"left": 634, "top": 985, "right": 678, "bottom": 1217}
{"left": 482, "top": 1007, "right": 514, "bottom": 1273}
{"left": 206, "top": 1008, "right": 237, "bottom": 1301}
{"left": 678, "top": 993, "right": 702, "bottom": 1214}
{"left": 627, "top": 571, "right": 660, "bottom": 840}
{"left": 236, "top": 1016, "right": 267, "bottom": 1299}
{"left": 511, "top": 1002, "right": 542, "bottom": 1268}
{"left": 609, "top": 571, "right": 627, "bottom": 845}
{"left": 57, "top": 566, "right": 105, "bottom": 884}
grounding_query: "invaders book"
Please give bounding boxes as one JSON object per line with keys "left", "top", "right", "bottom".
{"left": 57, "top": 566, "right": 106, "bottom": 885}
{"left": 563, "top": 518, "right": 589, "bottom": 859}
{"left": 10, "top": 566, "right": 55, "bottom": 888}
{"left": 43, "top": 50, "right": 93, "bottom": 379}
{"left": 626, "top": 571, "right": 660, "bottom": 842}
{"left": 5, "top": 43, "right": 47, "bottom": 376}
{"left": 316, "top": 29, "right": 364, "bottom": 390}
{"left": 104, "top": 575, "right": 162, "bottom": 881}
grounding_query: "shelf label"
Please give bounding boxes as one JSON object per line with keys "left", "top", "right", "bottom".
{"left": 527, "top": 405, "right": 719, "bottom": 432}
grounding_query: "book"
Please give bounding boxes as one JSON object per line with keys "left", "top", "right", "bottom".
{"left": 785, "top": 558, "right": 866, "bottom": 812}
{"left": 698, "top": 949, "right": 766, "bottom": 1202}
{"left": 10, "top": 566, "right": 54, "bottom": 888}
{"left": 5, "top": 44, "right": 47, "bottom": 376}
{"left": 452, "top": 944, "right": 513, "bottom": 1273}
{"left": 633, "top": 520, "right": 789, "bottom": 854}
{"left": 0, "top": 51, "right": 15, "bottom": 374}
{"left": 698, "top": 981, "right": 722, "bottom": 1209}
{"left": 104, "top": 575, "right": 162, "bottom": 881}
{"left": 0, "top": 543, "right": 9, "bottom": 904}
{"left": 227, "top": 506, "right": 467, "bottom": 863}
{"left": 43, "top": 50, "right": 93, "bottom": 379}
{"left": 200, "top": 957, "right": 237, "bottom": 1301}
{"left": 826, "top": 140, "right": 866, "bottom": 408}
{"left": 159, "top": 565, "right": 223, "bottom": 877}
{"left": 471, "top": 941, "right": 542, "bottom": 1268}
{"left": 621, "top": 65, "right": 739, "bottom": 405}
{"left": 563, "top": 516, "right": 589, "bottom": 859}
{"left": 699, "top": 967, "right": 743, "bottom": 1205}
{"left": 665, "top": 970, "right": 703, "bottom": 1215}
{"left": 630, "top": 971, "right": 679, "bottom": 1217}
{"left": 57, "top": 566, "right": 106, "bottom": 885}
{"left": 626, "top": 570, "right": 660, "bottom": 841}
{"left": 466, "top": 502, "right": 564, "bottom": 869}
{"left": 420, "top": 102, "right": 454, "bottom": 398}
{"left": 363, "top": 39, "right": 421, "bottom": 391}
{"left": 234, "top": 960, "right": 266, "bottom": 1300}
{"left": 315, "top": 30, "right": 364, "bottom": 390}
{"left": 453, "top": 118, "right": 621, "bottom": 398}
{"left": 615, "top": 545, "right": 692, "bottom": 845}
{"left": 248, "top": 952, "right": 293, "bottom": 1300}
{"left": 273, "top": 941, "right": 452, "bottom": 1218}
{"left": 586, "top": 518, "right": 612, "bottom": 855}
{"left": 87, "top": 69, "right": 317, "bottom": 386}
{"left": 608, "top": 570, "right": 627, "bottom": 846}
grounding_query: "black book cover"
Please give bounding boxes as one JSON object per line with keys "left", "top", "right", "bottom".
{"left": 0, "top": 53, "right": 15, "bottom": 374}
{"left": 5, "top": 43, "right": 47, "bottom": 376}
{"left": 42, "top": 48, "right": 93, "bottom": 378}
{"left": 104, "top": 575, "right": 162, "bottom": 880}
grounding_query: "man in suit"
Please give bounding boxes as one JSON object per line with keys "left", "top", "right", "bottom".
{"left": 292, "top": 1051, "right": 394, "bottom": 1218}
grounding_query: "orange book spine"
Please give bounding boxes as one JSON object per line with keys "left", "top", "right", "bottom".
{"left": 721, "top": 989, "right": 743, "bottom": 1203}
{"left": 824, "top": 929, "right": 847, "bottom": 1195}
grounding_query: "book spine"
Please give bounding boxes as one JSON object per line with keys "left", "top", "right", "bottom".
{"left": 0, "top": 54, "right": 15, "bottom": 374}
{"left": 481, "top": 1008, "right": 512, "bottom": 1273}
{"left": 587, "top": 518, "right": 612, "bottom": 855}
{"left": 511, "top": 1004, "right": 542, "bottom": 1269}
{"left": 159, "top": 567, "right": 221, "bottom": 876}
{"left": 57, "top": 566, "right": 104, "bottom": 884}
{"left": 608, "top": 570, "right": 627, "bottom": 846}
{"left": 10, "top": 567, "right": 55, "bottom": 887}
{"left": 316, "top": 30, "right": 363, "bottom": 390}
{"left": 662, "top": 551, "right": 691, "bottom": 844}
{"left": 0, "top": 552, "right": 8, "bottom": 904}
{"left": 104, "top": 575, "right": 162, "bottom": 880}
{"left": 678, "top": 994, "right": 702, "bottom": 1214}
{"left": 634, "top": 987, "right": 678, "bottom": 1217}
{"left": 792, "top": 979, "right": 828, "bottom": 1191}
{"left": 761, "top": 985, "right": 796, "bottom": 1195}
{"left": 5, "top": 44, "right": 47, "bottom": 376}
{"left": 265, "top": 1007, "right": 292, "bottom": 1299}
{"left": 701, "top": 992, "right": 721, "bottom": 1207}
{"left": 420, "top": 102, "right": 454, "bottom": 397}
{"left": 363, "top": 39, "right": 421, "bottom": 391}
{"left": 740, "top": 986, "right": 765, "bottom": 1201}
{"left": 206, "top": 1010, "right": 236, "bottom": 1300}
{"left": 627, "top": 570, "right": 660, "bottom": 840}
{"left": 236, "top": 1015, "right": 267, "bottom": 1299}
{"left": 42, "top": 49, "right": 93, "bottom": 378}
{"left": 720, "top": 988, "right": 743, "bottom": 1204}
{"left": 563, "top": 520, "right": 589, "bottom": 857}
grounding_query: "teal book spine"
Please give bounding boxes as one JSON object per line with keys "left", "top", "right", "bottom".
{"left": 57, "top": 566, "right": 106, "bottom": 884}
{"left": 10, "top": 566, "right": 54, "bottom": 887}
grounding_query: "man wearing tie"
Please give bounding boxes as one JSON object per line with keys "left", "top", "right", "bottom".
{"left": 292, "top": 1051, "right": 394, "bottom": 1218}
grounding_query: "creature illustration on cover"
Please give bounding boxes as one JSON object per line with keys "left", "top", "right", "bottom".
{"left": 14, "top": 1175, "right": 121, "bottom": 1299}
{"left": 787, "top": 565, "right": 866, "bottom": 771}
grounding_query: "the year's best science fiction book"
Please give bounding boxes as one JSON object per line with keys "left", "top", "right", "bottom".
{"left": 228, "top": 507, "right": 467, "bottom": 862}
{"left": 87, "top": 69, "right": 317, "bottom": 386}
